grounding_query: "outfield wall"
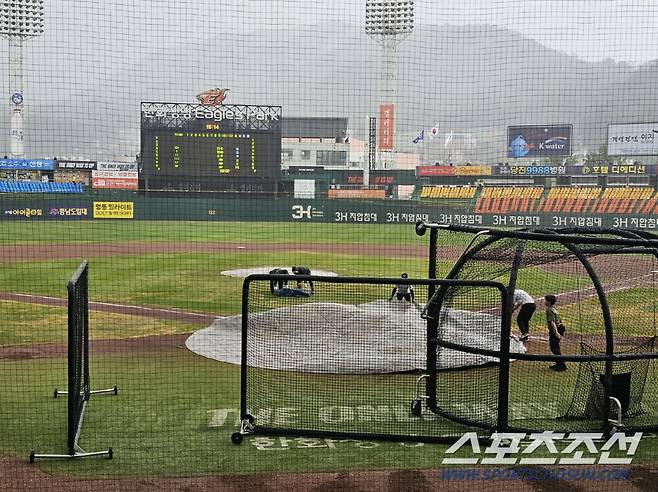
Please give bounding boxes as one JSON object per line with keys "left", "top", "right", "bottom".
{"left": 1, "top": 191, "right": 657, "bottom": 229}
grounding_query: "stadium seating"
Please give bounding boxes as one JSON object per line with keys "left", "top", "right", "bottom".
{"left": 472, "top": 186, "right": 657, "bottom": 215}
{"left": 546, "top": 187, "right": 602, "bottom": 200}
{"left": 420, "top": 185, "right": 476, "bottom": 199}
{"left": 602, "top": 187, "right": 653, "bottom": 200}
{"left": 0, "top": 180, "right": 84, "bottom": 193}
{"left": 474, "top": 186, "right": 543, "bottom": 213}
{"left": 479, "top": 186, "right": 543, "bottom": 199}
{"left": 538, "top": 187, "right": 656, "bottom": 214}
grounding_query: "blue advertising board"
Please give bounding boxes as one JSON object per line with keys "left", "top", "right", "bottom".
{"left": 0, "top": 159, "right": 54, "bottom": 170}
{"left": 507, "top": 125, "right": 572, "bottom": 158}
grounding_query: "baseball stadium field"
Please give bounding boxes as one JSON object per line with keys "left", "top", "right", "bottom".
{"left": 2, "top": 220, "right": 658, "bottom": 491}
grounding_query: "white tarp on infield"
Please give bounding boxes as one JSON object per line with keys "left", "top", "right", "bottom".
{"left": 185, "top": 300, "right": 526, "bottom": 374}
{"left": 220, "top": 266, "right": 338, "bottom": 278}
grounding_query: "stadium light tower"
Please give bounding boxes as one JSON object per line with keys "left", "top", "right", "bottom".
{"left": 0, "top": 0, "right": 44, "bottom": 159}
{"left": 365, "top": 0, "right": 413, "bottom": 170}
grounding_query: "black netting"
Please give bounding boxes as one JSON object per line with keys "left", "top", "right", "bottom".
{"left": 425, "top": 226, "right": 658, "bottom": 433}
{"left": 243, "top": 277, "right": 504, "bottom": 441}
{"left": 66, "top": 261, "right": 89, "bottom": 455}
{"left": 565, "top": 338, "right": 656, "bottom": 421}
{"left": 431, "top": 285, "right": 514, "bottom": 428}
{"left": 4, "top": 0, "right": 658, "bottom": 486}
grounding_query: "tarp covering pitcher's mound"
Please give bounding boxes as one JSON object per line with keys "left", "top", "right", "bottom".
{"left": 185, "top": 300, "right": 526, "bottom": 374}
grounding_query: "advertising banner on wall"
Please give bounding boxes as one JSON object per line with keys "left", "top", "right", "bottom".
{"left": 55, "top": 171, "right": 90, "bottom": 185}
{"left": 416, "top": 165, "right": 455, "bottom": 176}
{"left": 507, "top": 125, "right": 572, "bottom": 158}
{"left": 453, "top": 165, "right": 491, "bottom": 176}
{"left": 93, "top": 201, "right": 134, "bottom": 219}
{"left": 92, "top": 170, "right": 139, "bottom": 189}
{"left": 607, "top": 123, "right": 658, "bottom": 156}
{"left": 2, "top": 207, "right": 43, "bottom": 219}
{"left": 47, "top": 206, "right": 89, "bottom": 219}
{"left": 497, "top": 164, "right": 567, "bottom": 176}
{"left": 493, "top": 164, "right": 655, "bottom": 175}
{"left": 0, "top": 158, "right": 54, "bottom": 170}
{"left": 378, "top": 104, "right": 394, "bottom": 151}
{"left": 578, "top": 163, "right": 654, "bottom": 175}
{"left": 416, "top": 165, "right": 492, "bottom": 176}
{"left": 346, "top": 175, "right": 396, "bottom": 185}
{"left": 96, "top": 161, "right": 138, "bottom": 172}
{"left": 293, "top": 179, "right": 315, "bottom": 199}
{"left": 56, "top": 160, "right": 96, "bottom": 170}
{"left": 328, "top": 189, "right": 386, "bottom": 199}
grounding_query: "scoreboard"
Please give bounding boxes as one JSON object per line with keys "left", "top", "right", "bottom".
{"left": 150, "top": 130, "right": 258, "bottom": 177}
{"left": 140, "top": 102, "right": 281, "bottom": 191}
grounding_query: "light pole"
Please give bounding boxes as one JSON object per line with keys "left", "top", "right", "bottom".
{"left": 0, "top": 0, "right": 44, "bottom": 159}
{"left": 365, "top": 0, "right": 414, "bottom": 170}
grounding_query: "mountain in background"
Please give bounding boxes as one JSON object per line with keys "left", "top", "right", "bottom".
{"left": 0, "top": 22, "right": 656, "bottom": 162}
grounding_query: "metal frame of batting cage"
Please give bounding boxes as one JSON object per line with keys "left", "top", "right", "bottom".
{"left": 415, "top": 220, "right": 658, "bottom": 435}
{"left": 30, "top": 260, "right": 118, "bottom": 463}
{"left": 231, "top": 273, "right": 507, "bottom": 445}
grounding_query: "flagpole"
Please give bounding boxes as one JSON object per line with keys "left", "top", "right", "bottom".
{"left": 412, "top": 129, "right": 425, "bottom": 164}
{"left": 423, "top": 134, "right": 426, "bottom": 165}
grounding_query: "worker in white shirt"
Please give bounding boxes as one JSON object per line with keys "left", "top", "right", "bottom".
{"left": 512, "top": 288, "right": 536, "bottom": 341}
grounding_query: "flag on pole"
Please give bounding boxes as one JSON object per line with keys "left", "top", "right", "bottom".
{"left": 412, "top": 129, "right": 424, "bottom": 144}
{"left": 428, "top": 124, "right": 440, "bottom": 141}
{"left": 445, "top": 131, "right": 453, "bottom": 148}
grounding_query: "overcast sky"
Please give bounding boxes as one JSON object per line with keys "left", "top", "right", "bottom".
{"left": 246, "top": 0, "right": 658, "bottom": 65}
{"left": 2, "top": 0, "right": 656, "bottom": 159}
{"left": 227, "top": 0, "right": 658, "bottom": 65}
{"left": 43, "top": 1, "right": 658, "bottom": 65}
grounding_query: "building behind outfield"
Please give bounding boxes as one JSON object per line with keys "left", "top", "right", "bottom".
{"left": 280, "top": 117, "right": 351, "bottom": 170}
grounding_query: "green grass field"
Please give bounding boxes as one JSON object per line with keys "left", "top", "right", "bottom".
{"left": 0, "top": 349, "right": 467, "bottom": 477}
{"left": 0, "top": 253, "right": 591, "bottom": 317}
{"left": 2, "top": 220, "right": 658, "bottom": 479}
{"left": 3, "top": 349, "right": 658, "bottom": 479}
{"left": 0, "top": 220, "right": 467, "bottom": 246}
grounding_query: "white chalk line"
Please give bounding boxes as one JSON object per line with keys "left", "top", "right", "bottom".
{"left": 3, "top": 292, "right": 220, "bottom": 319}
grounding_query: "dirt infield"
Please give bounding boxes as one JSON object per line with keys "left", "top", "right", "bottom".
{"left": 538, "top": 254, "right": 655, "bottom": 284}
{"left": 0, "top": 333, "right": 189, "bottom": 361}
{"left": 3, "top": 455, "right": 654, "bottom": 491}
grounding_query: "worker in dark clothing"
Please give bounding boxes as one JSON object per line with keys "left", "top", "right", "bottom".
{"left": 389, "top": 273, "right": 415, "bottom": 303}
{"left": 269, "top": 268, "right": 289, "bottom": 294}
{"left": 545, "top": 294, "right": 567, "bottom": 372}
{"left": 291, "top": 266, "right": 314, "bottom": 293}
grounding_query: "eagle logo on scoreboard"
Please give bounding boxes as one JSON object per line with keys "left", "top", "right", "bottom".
{"left": 196, "top": 88, "right": 230, "bottom": 106}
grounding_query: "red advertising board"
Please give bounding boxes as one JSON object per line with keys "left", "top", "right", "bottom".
{"left": 91, "top": 170, "right": 138, "bottom": 190}
{"left": 378, "top": 104, "right": 394, "bottom": 151}
{"left": 416, "top": 165, "right": 456, "bottom": 176}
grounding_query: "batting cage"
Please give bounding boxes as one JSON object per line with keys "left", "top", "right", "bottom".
{"left": 416, "top": 221, "right": 658, "bottom": 436}
{"left": 232, "top": 273, "right": 523, "bottom": 444}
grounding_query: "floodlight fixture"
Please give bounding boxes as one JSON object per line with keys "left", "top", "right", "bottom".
{"left": 0, "top": 0, "right": 44, "bottom": 37}
{"left": 365, "top": 0, "right": 414, "bottom": 38}
{"left": 1, "top": 0, "right": 45, "bottom": 158}
{"left": 365, "top": 1, "right": 414, "bottom": 170}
